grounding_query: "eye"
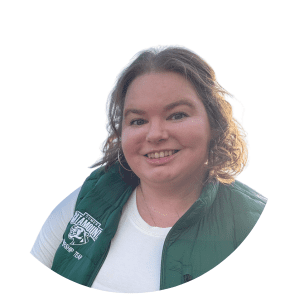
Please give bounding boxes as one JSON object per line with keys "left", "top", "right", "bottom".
{"left": 130, "top": 119, "right": 147, "bottom": 126}
{"left": 168, "top": 112, "right": 188, "bottom": 120}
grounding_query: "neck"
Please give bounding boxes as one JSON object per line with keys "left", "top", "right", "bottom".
{"left": 138, "top": 174, "right": 205, "bottom": 216}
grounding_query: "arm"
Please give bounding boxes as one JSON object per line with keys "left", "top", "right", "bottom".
{"left": 30, "top": 187, "right": 81, "bottom": 268}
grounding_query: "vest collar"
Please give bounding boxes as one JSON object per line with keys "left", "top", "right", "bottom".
{"left": 168, "top": 179, "right": 219, "bottom": 230}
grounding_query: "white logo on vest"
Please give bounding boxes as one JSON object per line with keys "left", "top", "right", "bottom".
{"left": 68, "top": 211, "right": 104, "bottom": 246}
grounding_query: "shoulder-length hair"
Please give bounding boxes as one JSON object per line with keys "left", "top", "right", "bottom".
{"left": 91, "top": 46, "right": 247, "bottom": 185}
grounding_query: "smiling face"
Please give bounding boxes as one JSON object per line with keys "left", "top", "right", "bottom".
{"left": 121, "top": 72, "right": 212, "bottom": 187}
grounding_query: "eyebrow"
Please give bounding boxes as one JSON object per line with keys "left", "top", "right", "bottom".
{"left": 164, "top": 99, "right": 196, "bottom": 111}
{"left": 124, "top": 99, "right": 196, "bottom": 118}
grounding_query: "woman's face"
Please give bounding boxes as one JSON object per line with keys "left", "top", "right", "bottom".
{"left": 121, "top": 72, "right": 211, "bottom": 186}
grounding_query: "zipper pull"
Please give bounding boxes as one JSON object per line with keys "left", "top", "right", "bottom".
{"left": 183, "top": 274, "right": 193, "bottom": 283}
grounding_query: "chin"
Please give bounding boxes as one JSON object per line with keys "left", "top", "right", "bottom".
{"left": 137, "top": 167, "right": 185, "bottom": 185}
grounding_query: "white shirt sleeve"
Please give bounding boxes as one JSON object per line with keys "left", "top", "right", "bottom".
{"left": 30, "top": 187, "right": 81, "bottom": 268}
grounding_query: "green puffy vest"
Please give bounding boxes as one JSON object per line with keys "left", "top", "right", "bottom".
{"left": 51, "top": 162, "right": 267, "bottom": 290}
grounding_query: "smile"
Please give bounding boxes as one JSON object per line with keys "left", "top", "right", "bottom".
{"left": 145, "top": 150, "right": 180, "bottom": 159}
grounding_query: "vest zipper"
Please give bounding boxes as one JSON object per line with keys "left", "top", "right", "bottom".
{"left": 159, "top": 219, "right": 182, "bottom": 290}
{"left": 86, "top": 242, "right": 111, "bottom": 287}
{"left": 160, "top": 200, "right": 200, "bottom": 290}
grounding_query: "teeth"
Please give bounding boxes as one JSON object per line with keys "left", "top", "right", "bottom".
{"left": 147, "top": 150, "right": 177, "bottom": 159}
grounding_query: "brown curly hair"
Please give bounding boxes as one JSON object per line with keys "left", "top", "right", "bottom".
{"left": 91, "top": 46, "right": 247, "bottom": 185}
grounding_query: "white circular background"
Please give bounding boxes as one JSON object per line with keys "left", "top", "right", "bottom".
{"left": 1, "top": 1, "right": 299, "bottom": 299}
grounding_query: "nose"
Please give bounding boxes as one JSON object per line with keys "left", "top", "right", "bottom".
{"left": 146, "top": 121, "right": 169, "bottom": 143}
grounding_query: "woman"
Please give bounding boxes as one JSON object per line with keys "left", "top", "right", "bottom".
{"left": 31, "top": 46, "right": 267, "bottom": 293}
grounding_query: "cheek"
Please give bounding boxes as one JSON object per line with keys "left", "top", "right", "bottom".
{"left": 175, "top": 118, "right": 211, "bottom": 148}
{"left": 121, "top": 128, "right": 144, "bottom": 154}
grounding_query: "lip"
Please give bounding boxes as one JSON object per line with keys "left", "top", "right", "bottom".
{"left": 144, "top": 150, "right": 179, "bottom": 165}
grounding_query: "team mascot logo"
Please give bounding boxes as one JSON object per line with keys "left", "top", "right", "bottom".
{"left": 67, "top": 211, "right": 103, "bottom": 246}
{"left": 68, "top": 225, "right": 90, "bottom": 245}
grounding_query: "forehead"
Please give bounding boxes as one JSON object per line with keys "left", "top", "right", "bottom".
{"left": 124, "top": 72, "right": 201, "bottom": 108}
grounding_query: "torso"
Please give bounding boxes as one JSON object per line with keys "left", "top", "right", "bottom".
{"left": 91, "top": 188, "right": 171, "bottom": 292}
